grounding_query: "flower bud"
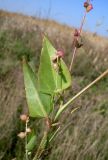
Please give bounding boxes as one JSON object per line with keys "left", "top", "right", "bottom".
{"left": 26, "top": 128, "right": 31, "bottom": 133}
{"left": 84, "top": 2, "right": 89, "bottom": 8}
{"left": 74, "top": 29, "right": 80, "bottom": 37}
{"left": 18, "top": 132, "right": 26, "bottom": 139}
{"left": 20, "top": 114, "right": 28, "bottom": 122}
{"left": 56, "top": 50, "right": 64, "bottom": 58}
{"left": 86, "top": 4, "right": 93, "bottom": 12}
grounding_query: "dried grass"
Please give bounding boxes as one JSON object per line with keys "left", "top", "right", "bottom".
{"left": 0, "top": 10, "right": 108, "bottom": 160}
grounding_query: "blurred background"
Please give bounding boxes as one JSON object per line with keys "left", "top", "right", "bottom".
{"left": 0, "top": 0, "right": 108, "bottom": 160}
{"left": 0, "top": 0, "right": 108, "bottom": 36}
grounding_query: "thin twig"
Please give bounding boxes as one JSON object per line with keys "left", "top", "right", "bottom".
{"left": 69, "top": 10, "right": 87, "bottom": 72}
{"left": 25, "top": 120, "right": 29, "bottom": 160}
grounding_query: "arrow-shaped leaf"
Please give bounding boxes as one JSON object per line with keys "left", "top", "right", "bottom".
{"left": 23, "top": 58, "right": 53, "bottom": 118}
{"left": 38, "top": 36, "right": 72, "bottom": 95}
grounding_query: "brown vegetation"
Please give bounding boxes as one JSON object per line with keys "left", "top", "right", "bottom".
{"left": 0, "top": 10, "right": 108, "bottom": 160}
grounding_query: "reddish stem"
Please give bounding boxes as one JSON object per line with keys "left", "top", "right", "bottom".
{"left": 69, "top": 9, "right": 87, "bottom": 72}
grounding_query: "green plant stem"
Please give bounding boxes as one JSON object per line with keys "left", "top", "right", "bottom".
{"left": 25, "top": 120, "right": 29, "bottom": 160}
{"left": 54, "top": 69, "right": 108, "bottom": 121}
{"left": 49, "top": 127, "right": 61, "bottom": 143}
{"left": 33, "top": 132, "right": 48, "bottom": 160}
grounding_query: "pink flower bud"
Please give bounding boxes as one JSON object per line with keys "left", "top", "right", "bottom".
{"left": 74, "top": 29, "right": 80, "bottom": 37}
{"left": 20, "top": 114, "right": 28, "bottom": 122}
{"left": 18, "top": 132, "right": 26, "bottom": 139}
{"left": 86, "top": 4, "right": 93, "bottom": 12}
{"left": 56, "top": 50, "right": 64, "bottom": 58}
{"left": 84, "top": 2, "right": 89, "bottom": 8}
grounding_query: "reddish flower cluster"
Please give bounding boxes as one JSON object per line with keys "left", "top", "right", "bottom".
{"left": 84, "top": 1, "right": 93, "bottom": 12}
{"left": 73, "top": 29, "right": 83, "bottom": 49}
{"left": 86, "top": 4, "right": 93, "bottom": 12}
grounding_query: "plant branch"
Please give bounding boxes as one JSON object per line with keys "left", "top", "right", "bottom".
{"left": 69, "top": 10, "right": 87, "bottom": 72}
{"left": 55, "top": 69, "right": 108, "bottom": 121}
{"left": 25, "top": 120, "right": 29, "bottom": 160}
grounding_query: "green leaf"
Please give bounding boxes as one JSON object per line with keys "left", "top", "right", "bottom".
{"left": 27, "top": 134, "right": 36, "bottom": 151}
{"left": 38, "top": 36, "right": 72, "bottom": 95}
{"left": 23, "top": 58, "right": 53, "bottom": 118}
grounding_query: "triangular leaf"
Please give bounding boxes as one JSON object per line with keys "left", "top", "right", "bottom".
{"left": 38, "top": 36, "right": 72, "bottom": 95}
{"left": 23, "top": 58, "right": 53, "bottom": 118}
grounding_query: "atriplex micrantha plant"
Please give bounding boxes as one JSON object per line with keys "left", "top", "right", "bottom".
{"left": 18, "top": 1, "right": 108, "bottom": 160}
